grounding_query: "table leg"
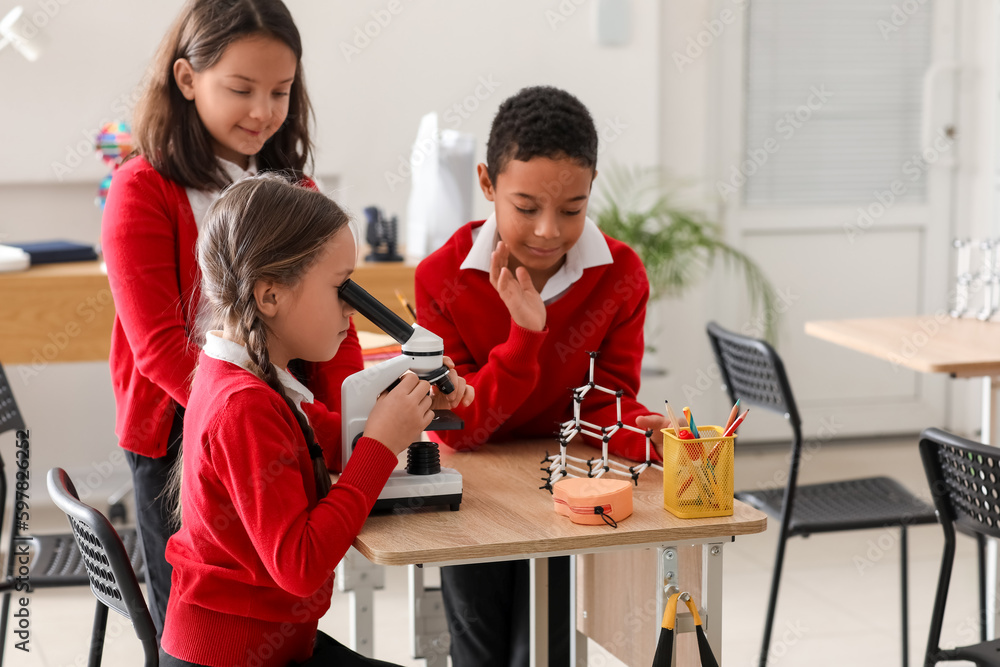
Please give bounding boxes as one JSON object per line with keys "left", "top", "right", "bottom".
{"left": 335, "top": 547, "right": 385, "bottom": 656}
{"left": 984, "top": 377, "right": 1000, "bottom": 640}
{"left": 654, "top": 542, "right": 726, "bottom": 661}
{"left": 703, "top": 541, "right": 725, "bottom": 655}
{"left": 569, "top": 555, "right": 584, "bottom": 667}
{"left": 574, "top": 630, "right": 589, "bottom": 667}
{"left": 529, "top": 557, "right": 550, "bottom": 667}
{"left": 408, "top": 565, "right": 450, "bottom": 666}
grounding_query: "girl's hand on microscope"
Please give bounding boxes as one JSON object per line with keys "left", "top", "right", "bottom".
{"left": 366, "top": 373, "right": 435, "bottom": 456}
{"left": 430, "top": 356, "right": 475, "bottom": 410}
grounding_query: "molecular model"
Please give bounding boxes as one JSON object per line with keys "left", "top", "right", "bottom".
{"left": 540, "top": 352, "right": 662, "bottom": 492}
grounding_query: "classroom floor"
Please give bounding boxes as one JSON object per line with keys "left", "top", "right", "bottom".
{"left": 4, "top": 435, "right": 983, "bottom": 667}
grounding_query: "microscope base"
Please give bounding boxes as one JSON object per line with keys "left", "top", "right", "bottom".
{"left": 371, "top": 467, "right": 463, "bottom": 514}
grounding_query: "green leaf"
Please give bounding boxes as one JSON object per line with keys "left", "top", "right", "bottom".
{"left": 593, "top": 165, "right": 780, "bottom": 342}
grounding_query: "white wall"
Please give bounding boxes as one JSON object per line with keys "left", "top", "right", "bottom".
{"left": 3, "top": 0, "right": 713, "bottom": 504}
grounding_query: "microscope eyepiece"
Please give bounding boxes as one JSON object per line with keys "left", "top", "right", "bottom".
{"left": 339, "top": 279, "right": 415, "bottom": 345}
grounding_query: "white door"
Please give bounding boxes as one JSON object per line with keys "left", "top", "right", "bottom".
{"left": 711, "top": 0, "right": 962, "bottom": 439}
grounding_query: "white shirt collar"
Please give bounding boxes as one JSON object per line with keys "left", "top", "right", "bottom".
{"left": 202, "top": 330, "right": 314, "bottom": 413}
{"left": 459, "top": 212, "right": 613, "bottom": 302}
{"left": 186, "top": 156, "right": 258, "bottom": 230}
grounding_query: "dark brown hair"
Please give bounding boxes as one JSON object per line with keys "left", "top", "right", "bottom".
{"left": 485, "top": 86, "right": 598, "bottom": 185}
{"left": 132, "top": 0, "right": 314, "bottom": 190}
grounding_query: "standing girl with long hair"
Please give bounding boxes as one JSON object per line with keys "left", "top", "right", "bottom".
{"left": 101, "top": 0, "right": 359, "bottom": 641}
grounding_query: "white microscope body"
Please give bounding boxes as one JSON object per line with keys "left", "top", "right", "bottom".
{"left": 338, "top": 280, "right": 463, "bottom": 512}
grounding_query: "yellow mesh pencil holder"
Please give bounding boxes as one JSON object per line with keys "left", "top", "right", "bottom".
{"left": 661, "top": 426, "right": 734, "bottom": 519}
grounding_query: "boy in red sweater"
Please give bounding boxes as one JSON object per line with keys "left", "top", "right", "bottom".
{"left": 415, "top": 86, "right": 668, "bottom": 667}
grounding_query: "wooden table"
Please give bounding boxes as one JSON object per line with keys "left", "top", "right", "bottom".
{"left": 806, "top": 315, "right": 1000, "bottom": 637}
{"left": 348, "top": 440, "right": 767, "bottom": 665}
{"left": 805, "top": 316, "right": 1000, "bottom": 378}
{"left": 0, "top": 259, "right": 419, "bottom": 364}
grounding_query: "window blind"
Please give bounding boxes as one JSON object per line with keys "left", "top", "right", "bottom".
{"left": 742, "top": 0, "right": 933, "bottom": 206}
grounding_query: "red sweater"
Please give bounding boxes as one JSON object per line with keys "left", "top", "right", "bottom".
{"left": 101, "top": 156, "right": 363, "bottom": 459}
{"left": 415, "top": 221, "right": 656, "bottom": 462}
{"left": 162, "top": 352, "right": 398, "bottom": 667}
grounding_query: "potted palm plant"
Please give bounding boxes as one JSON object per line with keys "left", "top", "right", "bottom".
{"left": 593, "top": 165, "right": 779, "bottom": 345}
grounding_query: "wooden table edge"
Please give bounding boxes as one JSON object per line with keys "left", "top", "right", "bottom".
{"left": 804, "top": 319, "right": 1000, "bottom": 376}
{"left": 354, "top": 510, "right": 768, "bottom": 567}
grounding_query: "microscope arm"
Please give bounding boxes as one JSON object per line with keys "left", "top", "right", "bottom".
{"left": 338, "top": 279, "right": 455, "bottom": 470}
{"left": 341, "top": 354, "right": 417, "bottom": 470}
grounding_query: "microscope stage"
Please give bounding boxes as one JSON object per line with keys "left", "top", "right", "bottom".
{"left": 371, "top": 467, "right": 463, "bottom": 513}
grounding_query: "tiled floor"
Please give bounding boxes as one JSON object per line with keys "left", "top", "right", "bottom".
{"left": 3, "top": 436, "right": 984, "bottom": 666}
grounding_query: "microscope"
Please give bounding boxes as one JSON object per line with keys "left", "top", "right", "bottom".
{"left": 338, "top": 280, "right": 463, "bottom": 512}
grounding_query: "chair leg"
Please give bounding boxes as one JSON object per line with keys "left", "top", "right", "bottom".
{"left": 88, "top": 600, "right": 108, "bottom": 667}
{"left": 0, "top": 588, "right": 10, "bottom": 661}
{"left": 758, "top": 532, "right": 791, "bottom": 667}
{"left": 900, "top": 526, "right": 909, "bottom": 667}
{"left": 977, "top": 533, "right": 987, "bottom": 642}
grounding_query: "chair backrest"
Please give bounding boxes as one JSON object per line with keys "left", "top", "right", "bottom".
{"left": 706, "top": 322, "right": 801, "bottom": 430}
{"left": 919, "top": 427, "right": 1000, "bottom": 539}
{"left": 918, "top": 427, "right": 998, "bottom": 663}
{"left": 0, "top": 364, "right": 26, "bottom": 583}
{"left": 0, "top": 364, "right": 26, "bottom": 436}
{"left": 46, "top": 468, "right": 158, "bottom": 656}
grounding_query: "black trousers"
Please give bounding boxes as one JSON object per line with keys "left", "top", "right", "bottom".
{"left": 440, "top": 557, "right": 570, "bottom": 667}
{"left": 125, "top": 405, "right": 183, "bottom": 644}
{"left": 158, "top": 630, "right": 401, "bottom": 666}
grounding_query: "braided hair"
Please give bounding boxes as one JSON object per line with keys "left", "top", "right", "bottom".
{"left": 196, "top": 173, "right": 351, "bottom": 502}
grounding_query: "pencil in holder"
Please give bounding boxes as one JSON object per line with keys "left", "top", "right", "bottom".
{"left": 661, "top": 425, "right": 734, "bottom": 519}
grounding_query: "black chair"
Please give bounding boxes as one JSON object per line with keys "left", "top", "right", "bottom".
{"left": 47, "top": 467, "right": 158, "bottom": 666}
{"left": 0, "top": 363, "right": 144, "bottom": 661}
{"left": 919, "top": 427, "right": 1000, "bottom": 666}
{"left": 706, "top": 322, "right": 938, "bottom": 667}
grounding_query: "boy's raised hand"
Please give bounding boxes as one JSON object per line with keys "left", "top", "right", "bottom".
{"left": 490, "top": 240, "right": 546, "bottom": 332}
{"left": 366, "top": 374, "right": 435, "bottom": 456}
{"left": 430, "top": 356, "right": 475, "bottom": 411}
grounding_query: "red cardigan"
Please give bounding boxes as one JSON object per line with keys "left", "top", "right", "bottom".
{"left": 162, "top": 352, "right": 398, "bottom": 667}
{"left": 101, "top": 156, "right": 363, "bottom": 459}
{"left": 415, "top": 221, "right": 656, "bottom": 462}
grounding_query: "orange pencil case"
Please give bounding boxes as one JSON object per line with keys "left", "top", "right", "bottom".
{"left": 553, "top": 478, "right": 633, "bottom": 527}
